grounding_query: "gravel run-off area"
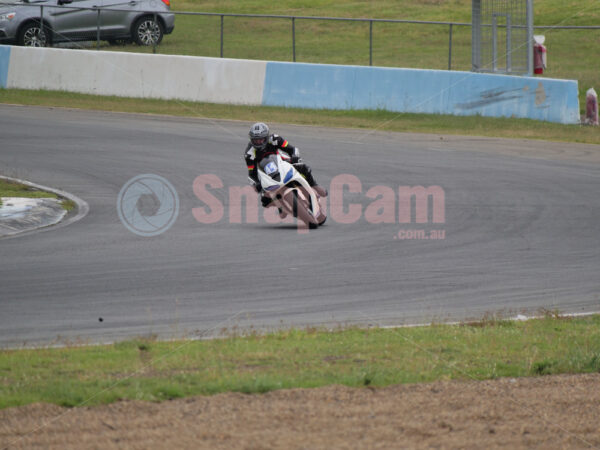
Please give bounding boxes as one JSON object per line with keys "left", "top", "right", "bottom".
{"left": 2, "top": 373, "right": 600, "bottom": 449}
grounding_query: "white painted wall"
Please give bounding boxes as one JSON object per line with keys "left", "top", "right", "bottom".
{"left": 6, "top": 47, "right": 266, "bottom": 105}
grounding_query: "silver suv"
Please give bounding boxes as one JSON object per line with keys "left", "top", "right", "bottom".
{"left": 0, "top": 0, "right": 174, "bottom": 47}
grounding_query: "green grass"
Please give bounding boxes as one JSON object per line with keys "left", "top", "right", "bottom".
{"left": 60, "top": 199, "right": 76, "bottom": 211}
{"left": 1, "top": 314, "right": 599, "bottom": 409}
{"left": 2, "top": 89, "right": 599, "bottom": 145}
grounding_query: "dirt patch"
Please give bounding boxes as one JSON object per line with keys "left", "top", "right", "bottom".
{"left": 1, "top": 373, "right": 599, "bottom": 449}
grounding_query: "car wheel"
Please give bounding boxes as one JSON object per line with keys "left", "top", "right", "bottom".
{"left": 18, "top": 22, "right": 51, "bottom": 47}
{"left": 133, "top": 17, "right": 164, "bottom": 46}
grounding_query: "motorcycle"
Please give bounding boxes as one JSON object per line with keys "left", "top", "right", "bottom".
{"left": 256, "top": 153, "right": 327, "bottom": 229}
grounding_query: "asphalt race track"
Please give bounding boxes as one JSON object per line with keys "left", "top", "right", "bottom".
{"left": 1, "top": 104, "right": 599, "bottom": 347}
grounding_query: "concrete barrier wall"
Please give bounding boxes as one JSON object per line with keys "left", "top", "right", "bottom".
{"left": 0, "top": 46, "right": 10, "bottom": 89}
{"left": 263, "top": 62, "right": 580, "bottom": 124}
{"left": 0, "top": 45, "right": 580, "bottom": 124}
{"left": 1, "top": 46, "right": 267, "bottom": 105}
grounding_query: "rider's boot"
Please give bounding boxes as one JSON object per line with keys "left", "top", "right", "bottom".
{"left": 294, "top": 163, "right": 328, "bottom": 197}
{"left": 312, "top": 185, "right": 328, "bottom": 197}
{"left": 263, "top": 195, "right": 287, "bottom": 218}
{"left": 261, "top": 195, "right": 274, "bottom": 208}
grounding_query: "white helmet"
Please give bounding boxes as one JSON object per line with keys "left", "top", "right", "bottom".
{"left": 249, "top": 122, "right": 269, "bottom": 150}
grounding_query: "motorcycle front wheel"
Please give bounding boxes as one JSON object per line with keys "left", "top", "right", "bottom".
{"left": 284, "top": 190, "right": 319, "bottom": 229}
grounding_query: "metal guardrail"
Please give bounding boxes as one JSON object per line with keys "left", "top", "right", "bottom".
{"left": 3, "top": 3, "right": 599, "bottom": 70}
{"left": 170, "top": 12, "right": 473, "bottom": 69}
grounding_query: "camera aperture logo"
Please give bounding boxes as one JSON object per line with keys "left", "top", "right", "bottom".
{"left": 117, "top": 174, "right": 179, "bottom": 237}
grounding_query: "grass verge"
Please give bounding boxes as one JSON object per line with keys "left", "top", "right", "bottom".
{"left": 1, "top": 314, "right": 599, "bottom": 409}
{"left": 0, "top": 178, "right": 75, "bottom": 211}
{"left": 60, "top": 199, "right": 76, "bottom": 212}
{"left": 0, "top": 178, "right": 57, "bottom": 208}
{"left": 0, "top": 178, "right": 57, "bottom": 200}
{"left": 2, "top": 89, "right": 599, "bottom": 145}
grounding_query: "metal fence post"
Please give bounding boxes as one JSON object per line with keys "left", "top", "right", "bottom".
{"left": 472, "top": 0, "right": 481, "bottom": 71}
{"left": 220, "top": 15, "right": 224, "bottom": 58}
{"left": 491, "top": 15, "right": 498, "bottom": 71}
{"left": 40, "top": 5, "right": 44, "bottom": 45}
{"left": 96, "top": 8, "right": 101, "bottom": 50}
{"left": 526, "top": 0, "right": 533, "bottom": 76}
{"left": 292, "top": 17, "right": 296, "bottom": 62}
{"left": 448, "top": 23, "right": 453, "bottom": 70}
{"left": 153, "top": 12, "right": 157, "bottom": 54}
{"left": 369, "top": 20, "right": 373, "bottom": 66}
{"left": 506, "top": 15, "right": 511, "bottom": 72}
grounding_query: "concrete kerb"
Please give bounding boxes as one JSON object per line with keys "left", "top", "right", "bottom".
{"left": 0, "top": 175, "right": 89, "bottom": 240}
{"left": 7, "top": 310, "right": 599, "bottom": 350}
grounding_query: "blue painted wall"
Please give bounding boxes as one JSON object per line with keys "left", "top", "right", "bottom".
{"left": 262, "top": 62, "right": 580, "bottom": 124}
{"left": 0, "top": 45, "right": 11, "bottom": 89}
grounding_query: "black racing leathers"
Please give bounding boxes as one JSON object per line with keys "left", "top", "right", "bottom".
{"left": 244, "top": 134, "right": 317, "bottom": 191}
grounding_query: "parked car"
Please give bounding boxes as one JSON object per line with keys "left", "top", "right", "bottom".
{"left": 0, "top": 0, "right": 174, "bottom": 47}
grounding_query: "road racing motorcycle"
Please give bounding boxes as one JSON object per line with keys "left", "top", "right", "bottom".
{"left": 256, "top": 153, "right": 327, "bottom": 229}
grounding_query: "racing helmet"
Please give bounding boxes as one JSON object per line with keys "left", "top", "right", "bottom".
{"left": 249, "top": 122, "right": 269, "bottom": 150}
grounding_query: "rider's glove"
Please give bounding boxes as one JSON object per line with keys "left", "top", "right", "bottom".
{"left": 253, "top": 181, "right": 262, "bottom": 193}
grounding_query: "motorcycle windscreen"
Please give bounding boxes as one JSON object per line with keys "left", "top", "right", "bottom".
{"left": 260, "top": 155, "right": 280, "bottom": 182}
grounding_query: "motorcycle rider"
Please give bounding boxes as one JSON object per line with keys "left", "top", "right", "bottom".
{"left": 244, "top": 122, "right": 327, "bottom": 211}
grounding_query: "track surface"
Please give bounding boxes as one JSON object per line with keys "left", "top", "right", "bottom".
{"left": 0, "top": 105, "right": 599, "bottom": 346}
